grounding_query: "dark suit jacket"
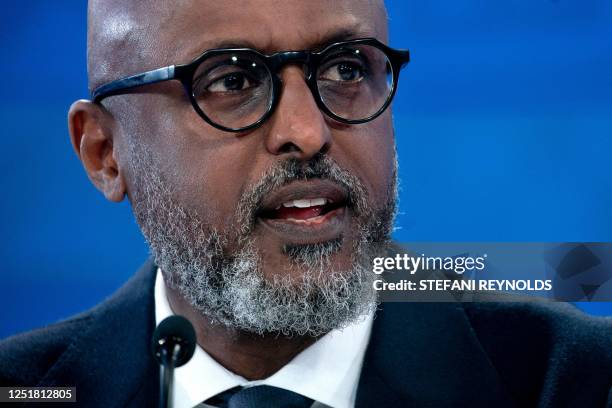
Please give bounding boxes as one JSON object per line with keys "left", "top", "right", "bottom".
{"left": 1, "top": 259, "right": 611, "bottom": 407}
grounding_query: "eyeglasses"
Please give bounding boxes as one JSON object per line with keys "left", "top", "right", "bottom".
{"left": 92, "top": 38, "right": 410, "bottom": 132}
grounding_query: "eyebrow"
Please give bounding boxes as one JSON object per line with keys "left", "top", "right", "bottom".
{"left": 310, "top": 26, "right": 372, "bottom": 51}
{"left": 188, "top": 24, "right": 372, "bottom": 60}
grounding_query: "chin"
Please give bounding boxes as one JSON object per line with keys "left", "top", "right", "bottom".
{"left": 257, "top": 236, "right": 358, "bottom": 283}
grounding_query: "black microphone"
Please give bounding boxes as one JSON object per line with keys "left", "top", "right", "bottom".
{"left": 152, "top": 315, "right": 197, "bottom": 408}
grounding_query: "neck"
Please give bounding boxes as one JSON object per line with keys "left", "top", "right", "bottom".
{"left": 165, "top": 283, "right": 321, "bottom": 380}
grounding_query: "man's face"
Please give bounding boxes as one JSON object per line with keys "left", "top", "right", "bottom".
{"left": 110, "top": 0, "right": 397, "bottom": 335}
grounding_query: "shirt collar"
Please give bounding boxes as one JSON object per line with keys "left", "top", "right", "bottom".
{"left": 155, "top": 268, "right": 373, "bottom": 408}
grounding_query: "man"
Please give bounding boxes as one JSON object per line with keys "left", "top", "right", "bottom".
{"left": 1, "top": 0, "right": 611, "bottom": 407}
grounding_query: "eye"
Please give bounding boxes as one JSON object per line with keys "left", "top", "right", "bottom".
{"left": 319, "top": 60, "right": 366, "bottom": 82}
{"left": 207, "top": 72, "right": 254, "bottom": 92}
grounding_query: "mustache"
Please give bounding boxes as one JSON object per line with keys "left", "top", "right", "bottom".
{"left": 234, "top": 153, "right": 368, "bottom": 234}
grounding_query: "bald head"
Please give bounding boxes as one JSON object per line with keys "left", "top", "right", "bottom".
{"left": 87, "top": 0, "right": 387, "bottom": 93}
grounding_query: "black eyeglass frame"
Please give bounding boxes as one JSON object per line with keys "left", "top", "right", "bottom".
{"left": 91, "top": 38, "right": 410, "bottom": 132}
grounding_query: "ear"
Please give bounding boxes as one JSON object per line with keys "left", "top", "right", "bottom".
{"left": 68, "top": 100, "right": 126, "bottom": 202}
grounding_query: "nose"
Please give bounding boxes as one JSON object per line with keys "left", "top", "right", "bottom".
{"left": 264, "top": 66, "right": 332, "bottom": 159}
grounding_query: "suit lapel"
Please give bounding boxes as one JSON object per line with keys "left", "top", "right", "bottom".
{"left": 356, "top": 302, "right": 514, "bottom": 407}
{"left": 37, "top": 260, "right": 159, "bottom": 407}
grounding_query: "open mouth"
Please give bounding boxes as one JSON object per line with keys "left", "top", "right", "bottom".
{"left": 255, "top": 180, "right": 351, "bottom": 243}
{"left": 259, "top": 197, "right": 345, "bottom": 224}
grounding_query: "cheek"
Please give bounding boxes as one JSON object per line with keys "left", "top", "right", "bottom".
{"left": 167, "top": 134, "right": 258, "bottom": 229}
{"left": 125, "top": 94, "right": 258, "bottom": 229}
{"left": 335, "top": 113, "right": 395, "bottom": 203}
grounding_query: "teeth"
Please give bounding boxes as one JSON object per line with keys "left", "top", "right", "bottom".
{"left": 296, "top": 198, "right": 315, "bottom": 208}
{"left": 309, "top": 197, "right": 327, "bottom": 206}
{"left": 281, "top": 198, "right": 328, "bottom": 208}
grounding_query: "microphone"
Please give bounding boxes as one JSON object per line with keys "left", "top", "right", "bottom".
{"left": 152, "top": 315, "right": 197, "bottom": 408}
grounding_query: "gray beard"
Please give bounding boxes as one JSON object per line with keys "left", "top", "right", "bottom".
{"left": 129, "top": 145, "right": 397, "bottom": 337}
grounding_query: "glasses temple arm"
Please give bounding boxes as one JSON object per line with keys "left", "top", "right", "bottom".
{"left": 91, "top": 65, "right": 176, "bottom": 102}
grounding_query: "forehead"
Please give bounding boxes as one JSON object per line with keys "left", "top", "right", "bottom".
{"left": 160, "top": 0, "right": 387, "bottom": 63}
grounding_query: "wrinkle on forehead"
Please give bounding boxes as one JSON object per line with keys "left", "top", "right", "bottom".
{"left": 87, "top": 0, "right": 387, "bottom": 93}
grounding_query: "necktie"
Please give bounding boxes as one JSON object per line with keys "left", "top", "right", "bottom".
{"left": 205, "top": 385, "right": 314, "bottom": 408}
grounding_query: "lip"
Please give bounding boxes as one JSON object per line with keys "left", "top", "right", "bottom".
{"left": 258, "top": 180, "right": 348, "bottom": 212}
{"left": 258, "top": 206, "right": 349, "bottom": 245}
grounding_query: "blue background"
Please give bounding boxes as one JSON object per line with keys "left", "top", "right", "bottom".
{"left": 1, "top": 1, "right": 611, "bottom": 338}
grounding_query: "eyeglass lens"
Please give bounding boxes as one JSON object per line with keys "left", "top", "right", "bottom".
{"left": 316, "top": 44, "right": 393, "bottom": 121}
{"left": 191, "top": 53, "right": 273, "bottom": 130}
